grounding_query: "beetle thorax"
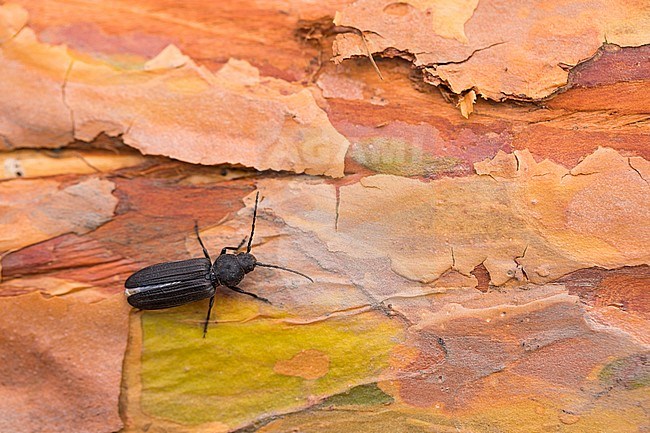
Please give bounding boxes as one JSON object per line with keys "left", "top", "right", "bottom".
{"left": 213, "top": 253, "right": 257, "bottom": 287}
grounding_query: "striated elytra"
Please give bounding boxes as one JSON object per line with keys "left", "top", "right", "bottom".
{"left": 124, "top": 192, "right": 313, "bottom": 337}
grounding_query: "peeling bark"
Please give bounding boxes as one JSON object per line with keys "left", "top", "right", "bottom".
{"left": 0, "top": 1, "right": 647, "bottom": 432}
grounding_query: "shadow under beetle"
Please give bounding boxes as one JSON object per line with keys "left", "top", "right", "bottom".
{"left": 124, "top": 192, "right": 313, "bottom": 337}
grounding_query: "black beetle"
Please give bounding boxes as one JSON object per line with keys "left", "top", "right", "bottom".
{"left": 124, "top": 192, "right": 312, "bottom": 337}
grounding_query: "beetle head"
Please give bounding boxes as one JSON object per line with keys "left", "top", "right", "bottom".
{"left": 236, "top": 252, "right": 257, "bottom": 273}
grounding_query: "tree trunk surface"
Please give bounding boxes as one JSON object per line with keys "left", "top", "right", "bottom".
{"left": 0, "top": 1, "right": 648, "bottom": 432}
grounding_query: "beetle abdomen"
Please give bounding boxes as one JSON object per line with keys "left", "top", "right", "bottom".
{"left": 125, "top": 258, "right": 211, "bottom": 287}
{"left": 125, "top": 258, "right": 215, "bottom": 310}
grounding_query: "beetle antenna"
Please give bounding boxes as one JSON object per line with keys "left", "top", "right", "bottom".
{"left": 256, "top": 262, "right": 314, "bottom": 282}
{"left": 246, "top": 192, "right": 259, "bottom": 253}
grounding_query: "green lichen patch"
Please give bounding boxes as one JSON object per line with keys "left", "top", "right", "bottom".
{"left": 350, "top": 138, "right": 461, "bottom": 177}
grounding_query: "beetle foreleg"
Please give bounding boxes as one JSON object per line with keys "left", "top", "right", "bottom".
{"left": 227, "top": 285, "right": 270, "bottom": 304}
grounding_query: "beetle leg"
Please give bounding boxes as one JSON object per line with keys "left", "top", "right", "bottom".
{"left": 202, "top": 295, "right": 216, "bottom": 338}
{"left": 235, "top": 236, "right": 248, "bottom": 250}
{"left": 227, "top": 285, "right": 271, "bottom": 304}
{"left": 194, "top": 221, "right": 212, "bottom": 261}
{"left": 219, "top": 236, "right": 247, "bottom": 255}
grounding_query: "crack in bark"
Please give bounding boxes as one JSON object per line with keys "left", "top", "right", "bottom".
{"left": 337, "top": 28, "right": 506, "bottom": 91}
{"left": 231, "top": 380, "right": 396, "bottom": 433}
{"left": 359, "top": 183, "right": 382, "bottom": 190}
{"left": 378, "top": 288, "right": 445, "bottom": 304}
{"left": 515, "top": 245, "right": 529, "bottom": 262}
{"left": 561, "top": 170, "right": 599, "bottom": 181}
{"left": 281, "top": 304, "right": 373, "bottom": 325}
{"left": 61, "top": 60, "right": 76, "bottom": 139}
{"left": 514, "top": 152, "right": 521, "bottom": 172}
{"left": 515, "top": 244, "right": 529, "bottom": 281}
{"left": 200, "top": 285, "right": 446, "bottom": 329}
{"left": 0, "top": 20, "right": 28, "bottom": 45}
{"left": 526, "top": 110, "right": 649, "bottom": 131}
{"left": 628, "top": 158, "right": 649, "bottom": 185}
{"left": 611, "top": 115, "right": 650, "bottom": 128}
{"left": 527, "top": 111, "right": 580, "bottom": 126}
{"left": 350, "top": 280, "right": 397, "bottom": 323}
{"left": 335, "top": 186, "right": 341, "bottom": 231}
{"left": 197, "top": 300, "right": 416, "bottom": 329}
{"left": 418, "top": 41, "right": 507, "bottom": 67}
{"left": 479, "top": 172, "right": 499, "bottom": 182}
